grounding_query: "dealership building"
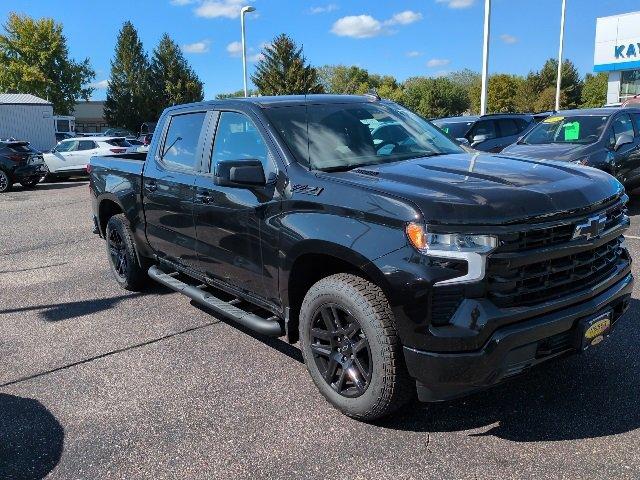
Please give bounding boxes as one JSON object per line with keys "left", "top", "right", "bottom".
{"left": 595, "top": 10, "right": 640, "bottom": 104}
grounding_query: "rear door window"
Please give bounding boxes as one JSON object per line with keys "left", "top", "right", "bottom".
{"left": 469, "top": 120, "right": 497, "bottom": 140}
{"left": 496, "top": 119, "right": 519, "bottom": 137}
{"left": 77, "top": 140, "right": 97, "bottom": 150}
{"left": 161, "top": 112, "right": 207, "bottom": 170}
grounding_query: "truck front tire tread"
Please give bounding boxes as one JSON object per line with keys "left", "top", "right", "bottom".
{"left": 299, "top": 273, "right": 414, "bottom": 421}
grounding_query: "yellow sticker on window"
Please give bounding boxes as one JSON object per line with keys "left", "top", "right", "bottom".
{"left": 564, "top": 121, "right": 580, "bottom": 141}
{"left": 543, "top": 116, "right": 564, "bottom": 123}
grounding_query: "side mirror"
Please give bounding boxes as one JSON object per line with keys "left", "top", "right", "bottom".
{"left": 215, "top": 159, "right": 266, "bottom": 187}
{"left": 614, "top": 133, "right": 634, "bottom": 151}
{"left": 471, "top": 134, "right": 489, "bottom": 147}
{"left": 456, "top": 137, "right": 470, "bottom": 145}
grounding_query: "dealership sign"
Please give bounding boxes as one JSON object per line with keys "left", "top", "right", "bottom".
{"left": 594, "top": 11, "right": 640, "bottom": 72}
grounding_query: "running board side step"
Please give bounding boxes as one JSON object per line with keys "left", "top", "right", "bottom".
{"left": 148, "top": 266, "right": 283, "bottom": 337}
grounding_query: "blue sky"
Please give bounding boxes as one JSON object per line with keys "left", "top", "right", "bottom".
{"left": 3, "top": 0, "right": 639, "bottom": 100}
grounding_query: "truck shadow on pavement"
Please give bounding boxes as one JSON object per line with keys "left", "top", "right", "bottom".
{"left": 0, "top": 284, "right": 172, "bottom": 322}
{"left": 0, "top": 394, "right": 64, "bottom": 480}
{"left": 378, "top": 298, "right": 640, "bottom": 442}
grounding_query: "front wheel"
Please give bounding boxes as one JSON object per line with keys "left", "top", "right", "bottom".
{"left": 0, "top": 170, "right": 13, "bottom": 193}
{"left": 299, "top": 273, "right": 414, "bottom": 421}
{"left": 105, "top": 214, "right": 146, "bottom": 291}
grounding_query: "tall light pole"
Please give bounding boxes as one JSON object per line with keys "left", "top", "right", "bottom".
{"left": 480, "top": 0, "right": 491, "bottom": 115}
{"left": 241, "top": 5, "right": 256, "bottom": 97}
{"left": 555, "top": 0, "right": 567, "bottom": 111}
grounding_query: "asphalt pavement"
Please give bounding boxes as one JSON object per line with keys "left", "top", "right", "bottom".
{"left": 1, "top": 179, "right": 640, "bottom": 479}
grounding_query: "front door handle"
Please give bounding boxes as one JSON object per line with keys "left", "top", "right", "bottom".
{"left": 145, "top": 181, "right": 157, "bottom": 192}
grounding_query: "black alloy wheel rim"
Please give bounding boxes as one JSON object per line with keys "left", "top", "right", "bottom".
{"left": 108, "top": 228, "right": 128, "bottom": 278}
{"left": 0, "top": 171, "right": 8, "bottom": 191}
{"left": 309, "top": 303, "right": 372, "bottom": 398}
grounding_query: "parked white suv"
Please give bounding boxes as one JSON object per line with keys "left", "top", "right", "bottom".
{"left": 43, "top": 137, "right": 131, "bottom": 179}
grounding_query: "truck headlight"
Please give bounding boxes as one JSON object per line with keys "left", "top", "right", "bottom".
{"left": 406, "top": 223, "right": 498, "bottom": 285}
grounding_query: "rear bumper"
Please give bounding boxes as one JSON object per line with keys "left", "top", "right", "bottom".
{"left": 404, "top": 272, "right": 633, "bottom": 402}
{"left": 12, "top": 163, "right": 46, "bottom": 180}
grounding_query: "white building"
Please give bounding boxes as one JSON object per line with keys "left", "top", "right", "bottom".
{"left": 0, "top": 94, "right": 57, "bottom": 151}
{"left": 594, "top": 11, "right": 640, "bottom": 104}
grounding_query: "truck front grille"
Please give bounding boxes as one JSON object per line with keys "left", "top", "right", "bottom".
{"left": 497, "top": 201, "right": 627, "bottom": 253}
{"left": 487, "top": 236, "right": 627, "bottom": 308}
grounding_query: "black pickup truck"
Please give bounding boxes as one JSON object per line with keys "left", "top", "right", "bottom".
{"left": 90, "top": 95, "right": 633, "bottom": 420}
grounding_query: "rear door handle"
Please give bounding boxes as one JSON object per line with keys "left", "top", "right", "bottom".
{"left": 145, "top": 181, "right": 157, "bottom": 192}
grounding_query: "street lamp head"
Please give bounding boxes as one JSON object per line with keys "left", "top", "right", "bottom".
{"left": 241, "top": 5, "right": 256, "bottom": 14}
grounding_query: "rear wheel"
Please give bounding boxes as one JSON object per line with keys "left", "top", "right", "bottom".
{"left": 299, "top": 273, "right": 414, "bottom": 421}
{"left": 105, "top": 214, "right": 146, "bottom": 291}
{"left": 0, "top": 170, "right": 13, "bottom": 193}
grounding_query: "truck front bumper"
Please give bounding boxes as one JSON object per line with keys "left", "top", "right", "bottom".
{"left": 404, "top": 272, "right": 633, "bottom": 402}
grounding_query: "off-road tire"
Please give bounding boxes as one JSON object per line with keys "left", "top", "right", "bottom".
{"left": 105, "top": 214, "right": 146, "bottom": 291}
{"left": 299, "top": 273, "right": 414, "bottom": 421}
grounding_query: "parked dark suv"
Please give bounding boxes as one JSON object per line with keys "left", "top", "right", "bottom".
{"left": 0, "top": 141, "right": 46, "bottom": 192}
{"left": 503, "top": 108, "right": 640, "bottom": 189}
{"left": 433, "top": 114, "right": 533, "bottom": 152}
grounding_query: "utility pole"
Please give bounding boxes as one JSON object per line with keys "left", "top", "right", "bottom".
{"left": 480, "top": 0, "right": 491, "bottom": 115}
{"left": 241, "top": 5, "right": 256, "bottom": 97}
{"left": 555, "top": 0, "right": 567, "bottom": 111}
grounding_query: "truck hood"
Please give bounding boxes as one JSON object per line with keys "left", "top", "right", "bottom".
{"left": 331, "top": 153, "right": 623, "bottom": 225}
{"left": 501, "top": 142, "right": 589, "bottom": 162}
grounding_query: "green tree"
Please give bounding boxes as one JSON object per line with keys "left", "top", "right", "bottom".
{"left": 318, "top": 65, "right": 370, "bottom": 94}
{"left": 216, "top": 89, "right": 256, "bottom": 99}
{"left": 515, "top": 58, "right": 583, "bottom": 111}
{"left": 469, "top": 74, "right": 523, "bottom": 113}
{"left": 149, "top": 33, "right": 204, "bottom": 119}
{"left": 400, "top": 76, "right": 469, "bottom": 118}
{"left": 581, "top": 72, "right": 608, "bottom": 108}
{"left": 104, "top": 22, "right": 152, "bottom": 132}
{"left": 251, "top": 34, "right": 324, "bottom": 95}
{"left": 0, "top": 12, "right": 94, "bottom": 114}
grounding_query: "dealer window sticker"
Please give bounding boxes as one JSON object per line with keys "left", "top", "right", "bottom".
{"left": 563, "top": 121, "right": 580, "bottom": 141}
{"left": 543, "top": 116, "right": 564, "bottom": 123}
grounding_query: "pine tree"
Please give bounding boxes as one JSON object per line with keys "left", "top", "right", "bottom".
{"left": 251, "top": 34, "right": 324, "bottom": 95}
{"left": 149, "top": 33, "right": 204, "bottom": 119}
{"left": 104, "top": 22, "right": 152, "bottom": 132}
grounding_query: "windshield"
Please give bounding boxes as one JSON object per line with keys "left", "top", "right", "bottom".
{"left": 433, "top": 121, "right": 474, "bottom": 140}
{"left": 265, "top": 101, "right": 463, "bottom": 171}
{"left": 521, "top": 115, "right": 609, "bottom": 145}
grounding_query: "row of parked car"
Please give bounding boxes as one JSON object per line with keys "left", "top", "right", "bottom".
{"left": 434, "top": 106, "right": 640, "bottom": 190}
{"left": 0, "top": 128, "right": 154, "bottom": 193}
{"left": 3, "top": 104, "right": 640, "bottom": 193}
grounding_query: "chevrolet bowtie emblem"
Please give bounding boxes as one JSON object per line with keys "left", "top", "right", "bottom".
{"left": 573, "top": 215, "right": 606, "bottom": 241}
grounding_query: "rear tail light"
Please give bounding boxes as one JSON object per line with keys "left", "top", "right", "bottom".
{"left": 86, "top": 164, "right": 93, "bottom": 174}
{"left": 110, "top": 148, "right": 126, "bottom": 153}
{"left": 8, "top": 154, "right": 23, "bottom": 162}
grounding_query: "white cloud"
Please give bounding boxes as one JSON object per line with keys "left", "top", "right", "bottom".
{"left": 195, "top": 0, "right": 247, "bottom": 19}
{"left": 227, "top": 40, "right": 267, "bottom": 61}
{"left": 226, "top": 41, "right": 243, "bottom": 57}
{"left": 427, "top": 58, "right": 450, "bottom": 67}
{"left": 309, "top": 4, "right": 338, "bottom": 14}
{"left": 500, "top": 33, "right": 518, "bottom": 44}
{"left": 331, "top": 11, "right": 422, "bottom": 38}
{"left": 182, "top": 39, "right": 211, "bottom": 53}
{"left": 170, "top": 0, "right": 196, "bottom": 5}
{"left": 435, "top": 0, "right": 475, "bottom": 9}
{"left": 385, "top": 10, "right": 422, "bottom": 25}
{"left": 90, "top": 79, "right": 109, "bottom": 89}
{"left": 331, "top": 15, "right": 383, "bottom": 38}
{"left": 406, "top": 50, "right": 422, "bottom": 57}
